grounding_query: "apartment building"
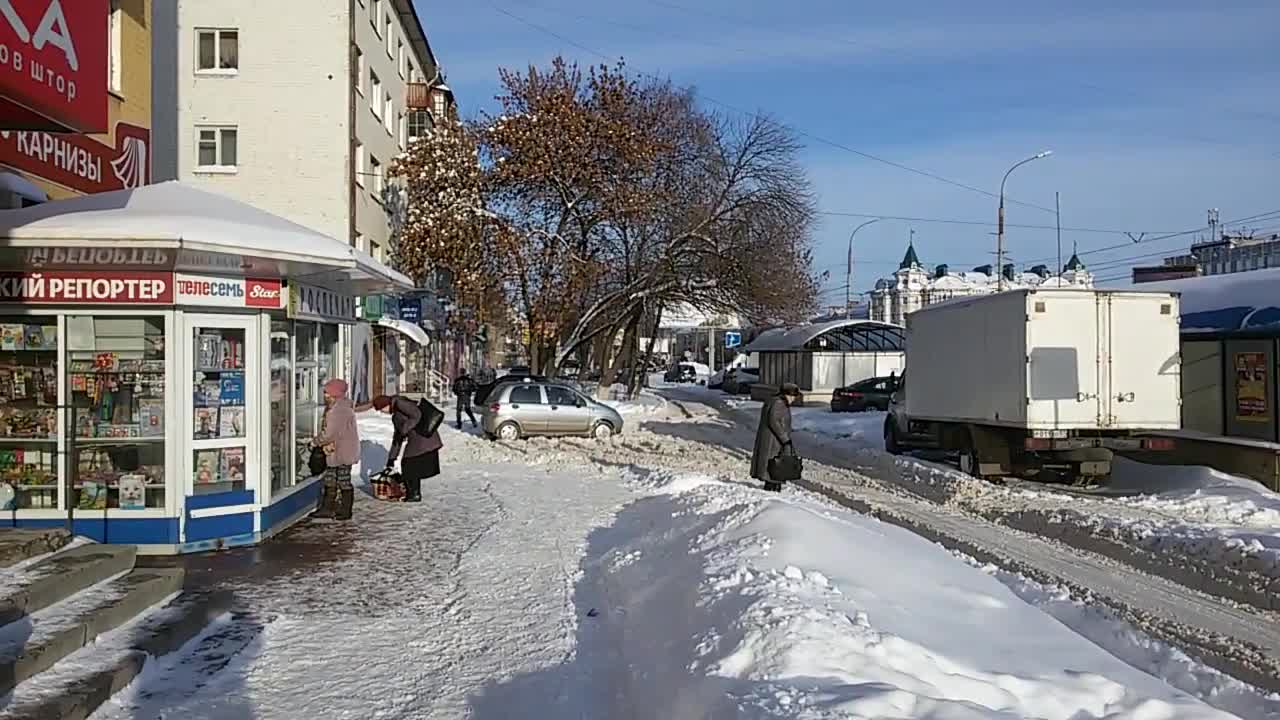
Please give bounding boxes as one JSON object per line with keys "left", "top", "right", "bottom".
{"left": 151, "top": 0, "right": 454, "bottom": 258}
{"left": 1, "top": 0, "right": 153, "bottom": 207}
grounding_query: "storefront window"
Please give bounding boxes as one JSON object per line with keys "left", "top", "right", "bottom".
{"left": 0, "top": 317, "right": 59, "bottom": 510}
{"left": 270, "top": 321, "right": 292, "bottom": 495}
{"left": 67, "top": 316, "right": 166, "bottom": 510}
{"left": 293, "top": 322, "right": 340, "bottom": 483}
{"left": 192, "top": 327, "right": 246, "bottom": 495}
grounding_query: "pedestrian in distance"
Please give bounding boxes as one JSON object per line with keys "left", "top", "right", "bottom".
{"left": 312, "top": 378, "right": 360, "bottom": 520}
{"left": 751, "top": 383, "right": 803, "bottom": 492}
{"left": 452, "top": 369, "right": 478, "bottom": 429}
{"left": 372, "top": 394, "right": 443, "bottom": 503}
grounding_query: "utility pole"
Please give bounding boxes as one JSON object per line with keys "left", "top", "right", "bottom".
{"left": 1055, "top": 192, "right": 1062, "bottom": 278}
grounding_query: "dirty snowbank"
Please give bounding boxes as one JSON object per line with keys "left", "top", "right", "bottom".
{"left": 510, "top": 470, "right": 1239, "bottom": 720}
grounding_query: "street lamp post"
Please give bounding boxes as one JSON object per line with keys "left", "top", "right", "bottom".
{"left": 997, "top": 151, "right": 1053, "bottom": 291}
{"left": 846, "top": 218, "right": 881, "bottom": 317}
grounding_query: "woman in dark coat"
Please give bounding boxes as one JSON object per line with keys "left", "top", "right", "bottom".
{"left": 751, "top": 383, "right": 802, "bottom": 492}
{"left": 372, "top": 395, "right": 442, "bottom": 503}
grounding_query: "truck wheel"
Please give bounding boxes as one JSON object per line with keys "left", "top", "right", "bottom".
{"left": 957, "top": 435, "right": 984, "bottom": 479}
{"left": 884, "top": 420, "right": 901, "bottom": 455}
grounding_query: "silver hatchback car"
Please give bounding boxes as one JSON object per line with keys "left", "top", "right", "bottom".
{"left": 482, "top": 380, "right": 625, "bottom": 441}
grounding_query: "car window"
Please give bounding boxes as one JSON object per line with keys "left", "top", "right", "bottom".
{"left": 545, "top": 386, "right": 578, "bottom": 406}
{"left": 508, "top": 385, "right": 543, "bottom": 404}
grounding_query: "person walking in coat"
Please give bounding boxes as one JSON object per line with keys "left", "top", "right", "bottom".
{"left": 751, "top": 383, "right": 803, "bottom": 492}
{"left": 372, "top": 394, "right": 442, "bottom": 502}
{"left": 312, "top": 379, "right": 360, "bottom": 520}
{"left": 452, "top": 369, "right": 478, "bottom": 429}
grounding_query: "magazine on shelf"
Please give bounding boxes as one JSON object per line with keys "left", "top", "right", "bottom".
{"left": 41, "top": 326, "right": 57, "bottom": 350}
{"left": 219, "top": 373, "right": 245, "bottom": 404}
{"left": 23, "top": 325, "right": 45, "bottom": 350}
{"left": 193, "top": 380, "right": 221, "bottom": 407}
{"left": 220, "top": 447, "right": 245, "bottom": 485}
{"left": 77, "top": 481, "right": 107, "bottom": 510}
{"left": 118, "top": 475, "right": 147, "bottom": 510}
{"left": 194, "top": 449, "right": 220, "bottom": 484}
{"left": 194, "top": 407, "right": 218, "bottom": 439}
{"left": 196, "top": 334, "right": 222, "bottom": 369}
{"left": 139, "top": 399, "right": 164, "bottom": 437}
{"left": 219, "top": 405, "right": 245, "bottom": 437}
{"left": 0, "top": 325, "right": 23, "bottom": 351}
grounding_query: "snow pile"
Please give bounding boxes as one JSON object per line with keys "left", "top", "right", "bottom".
{"left": 558, "top": 476, "right": 1238, "bottom": 719}
{"left": 791, "top": 406, "right": 885, "bottom": 445}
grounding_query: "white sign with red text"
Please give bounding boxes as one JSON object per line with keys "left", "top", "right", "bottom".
{"left": 174, "top": 274, "right": 284, "bottom": 309}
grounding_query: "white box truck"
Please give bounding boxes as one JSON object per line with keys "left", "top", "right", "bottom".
{"left": 884, "top": 288, "right": 1181, "bottom": 483}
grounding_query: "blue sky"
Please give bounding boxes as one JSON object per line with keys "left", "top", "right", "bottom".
{"left": 415, "top": 0, "right": 1280, "bottom": 303}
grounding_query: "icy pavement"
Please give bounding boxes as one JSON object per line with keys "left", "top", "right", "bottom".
{"left": 71, "top": 410, "right": 1278, "bottom": 718}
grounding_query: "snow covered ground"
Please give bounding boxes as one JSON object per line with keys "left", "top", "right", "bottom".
{"left": 707, "top": 394, "right": 1280, "bottom": 608}
{"left": 71, "top": 410, "right": 1275, "bottom": 719}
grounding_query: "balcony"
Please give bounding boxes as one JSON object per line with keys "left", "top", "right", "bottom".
{"left": 406, "top": 83, "right": 432, "bottom": 110}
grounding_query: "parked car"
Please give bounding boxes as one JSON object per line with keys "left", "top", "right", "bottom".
{"left": 482, "top": 379, "right": 625, "bottom": 441}
{"left": 831, "top": 375, "right": 898, "bottom": 412}
{"left": 663, "top": 362, "right": 711, "bottom": 385}
{"left": 722, "top": 368, "right": 760, "bottom": 395}
{"left": 474, "top": 370, "right": 544, "bottom": 405}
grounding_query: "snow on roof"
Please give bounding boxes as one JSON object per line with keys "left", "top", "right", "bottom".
{"left": 744, "top": 319, "right": 903, "bottom": 353}
{"left": 1135, "top": 267, "right": 1280, "bottom": 333}
{"left": 0, "top": 181, "right": 352, "bottom": 264}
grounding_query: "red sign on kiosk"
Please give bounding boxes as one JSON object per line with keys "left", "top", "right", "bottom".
{"left": 0, "top": 0, "right": 109, "bottom": 133}
{"left": 0, "top": 270, "right": 173, "bottom": 303}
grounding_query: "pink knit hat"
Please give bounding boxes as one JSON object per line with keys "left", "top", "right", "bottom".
{"left": 323, "top": 378, "right": 348, "bottom": 398}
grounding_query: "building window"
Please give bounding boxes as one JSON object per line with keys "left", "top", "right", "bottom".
{"left": 354, "top": 141, "right": 365, "bottom": 187}
{"left": 433, "top": 91, "right": 445, "bottom": 119}
{"left": 408, "top": 110, "right": 432, "bottom": 139}
{"left": 108, "top": 1, "right": 123, "bottom": 93}
{"left": 398, "top": 112, "right": 407, "bottom": 149}
{"left": 196, "top": 29, "right": 239, "bottom": 73}
{"left": 355, "top": 48, "right": 364, "bottom": 95}
{"left": 370, "top": 0, "right": 381, "bottom": 32}
{"left": 370, "top": 155, "right": 384, "bottom": 196}
{"left": 372, "top": 242, "right": 384, "bottom": 262}
{"left": 384, "top": 93, "right": 394, "bottom": 134}
{"left": 196, "top": 127, "right": 238, "bottom": 170}
{"left": 397, "top": 41, "right": 406, "bottom": 78}
{"left": 355, "top": 232, "right": 367, "bottom": 252}
{"left": 385, "top": 14, "right": 394, "bottom": 56}
{"left": 370, "top": 72, "right": 382, "bottom": 118}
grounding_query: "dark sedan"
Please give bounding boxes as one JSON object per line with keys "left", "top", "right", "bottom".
{"left": 831, "top": 376, "right": 898, "bottom": 412}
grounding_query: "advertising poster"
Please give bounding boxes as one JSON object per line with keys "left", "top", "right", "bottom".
{"left": 1234, "top": 352, "right": 1269, "bottom": 422}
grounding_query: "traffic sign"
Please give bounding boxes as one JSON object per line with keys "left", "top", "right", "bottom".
{"left": 724, "top": 331, "right": 742, "bottom": 349}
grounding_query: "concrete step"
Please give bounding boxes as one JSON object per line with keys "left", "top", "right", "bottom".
{"left": 0, "top": 589, "right": 231, "bottom": 720}
{"left": 0, "top": 566, "right": 185, "bottom": 699}
{"left": 0, "top": 545, "right": 137, "bottom": 627}
{"left": 0, "top": 529, "right": 73, "bottom": 568}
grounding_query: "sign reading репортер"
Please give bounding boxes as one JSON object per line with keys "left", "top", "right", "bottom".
{"left": 0, "top": 270, "right": 172, "bottom": 303}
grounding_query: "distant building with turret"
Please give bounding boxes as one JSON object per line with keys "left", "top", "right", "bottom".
{"left": 869, "top": 241, "right": 1093, "bottom": 326}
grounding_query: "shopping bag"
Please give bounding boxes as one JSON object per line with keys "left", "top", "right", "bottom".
{"left": 768, "top": 448, "right": 803, "bottom": 483}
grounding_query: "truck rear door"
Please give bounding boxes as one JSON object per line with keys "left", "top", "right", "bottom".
{"left": 1026, "top": 291, "right": 1103, "bottom": 429}
{"left": 1103, "top": 293, "right": 1181, "bottom": 429}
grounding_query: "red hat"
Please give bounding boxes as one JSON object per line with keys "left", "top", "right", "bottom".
{"left": 323, "top": 378, "right": 348, "bottom": 398}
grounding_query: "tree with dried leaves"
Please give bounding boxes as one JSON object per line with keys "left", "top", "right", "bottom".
{"left": 391, "top": 56, "right": 819, "bottom": 383}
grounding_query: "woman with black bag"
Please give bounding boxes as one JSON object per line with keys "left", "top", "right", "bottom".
{"left": 372, "top": 394, "right": 444, "bottom": 503}
{"left": 751, "top": 383, "right": 803, "bottom": 492}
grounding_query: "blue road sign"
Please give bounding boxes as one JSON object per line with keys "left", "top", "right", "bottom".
{"left": 724, "top": 331, "right": 742, "bottom": 349}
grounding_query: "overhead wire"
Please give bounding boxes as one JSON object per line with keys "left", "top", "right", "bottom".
{"left": 489, "top": 4, "right": 1058, "bottom": 214}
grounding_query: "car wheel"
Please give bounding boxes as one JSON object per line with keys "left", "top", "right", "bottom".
{"left": 496, "top": 422, "right": 521, "bottom": 441}
{"left": 884, "top": 419, "right": 901, "bottom": 455}
{"left": 592, "top": 422, "right": 614, "bottom": 441}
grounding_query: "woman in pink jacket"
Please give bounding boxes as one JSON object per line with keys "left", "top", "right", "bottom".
{"left": 313, "top": 378, "right": 360, "bottom": 520}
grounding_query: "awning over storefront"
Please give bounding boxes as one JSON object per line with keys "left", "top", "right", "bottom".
{"left": 377, "top": 317, "right": 430, "bottom": 346}
{"left": 0, "top": 182, "right": 408, "bottom": 291}
{"left": 0, "top": 172, "right": 48, "bottom": 203}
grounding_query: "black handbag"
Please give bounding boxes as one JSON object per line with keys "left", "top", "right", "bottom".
{"left": 308, "top": 446, "right": 327, "bottom": 477}
{"left": 414, "top": 398, "right": 445, "bottom": 437}
{"left": 768, "top": 445, "right": 803, "bottom": 483}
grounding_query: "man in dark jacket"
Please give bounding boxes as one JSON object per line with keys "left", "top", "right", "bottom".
{"left": 751, "top": 383, "right": 802, "bottom": 492}
{"left": 452, "top": 369, "right": 478, "bottom": 429}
